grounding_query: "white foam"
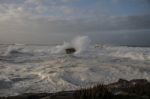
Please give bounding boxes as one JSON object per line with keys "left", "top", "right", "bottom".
{"left": 110, "top": 51, "right": 145, "bottom": 60}
{"left": 2, "top": 45, "right": 24, "bottom": 56}
{"left": 72, "top": 36, "right": 91, "bottom": 55}
{"left": 108, "top": 47, "right": 150, "bottom": 61}
{"left": 0, "top": 43, "right": 150, "bottom": 96}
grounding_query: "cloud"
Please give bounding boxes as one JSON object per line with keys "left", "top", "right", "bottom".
{"left": 61, "top": 0, "right": 80, "bottom": 3}
{"left": 0, "top": 0, "right": 150, "bottom": 33}
{"left": 25, "top": 0, "right": 79, "bottom": 5}
{"left": 0, "top": 0, "right": 81, "bottom": 22}
{"left": 0, "top": 0, "right": 149, "bottom": 31}
{"left": 0, "top": 0, "right": 150, "bottom": 44}
{"left": 25, "top": 0, "right": 48, "bottom": 5}
{"left": 1, "top": 10, "right": 150, "bottom": 33}
{"left": 0, "top": 0, "right": 150, "bottom": 31}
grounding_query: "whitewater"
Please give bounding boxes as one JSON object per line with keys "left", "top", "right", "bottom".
{"left": 0, "top": 36, "right": 150, "bottom": 96}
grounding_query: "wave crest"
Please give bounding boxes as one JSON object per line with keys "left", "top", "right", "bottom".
{"left": 51, "top": 36, "right": 91, "bottom": 55}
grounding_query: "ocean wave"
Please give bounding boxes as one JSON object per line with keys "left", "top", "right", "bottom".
{"left": 107, "top": 47, "right": 150, "bottom": 61}
{"left": 0, "top": 41, "right": 150, "bottom": 96}
{"left": 2, "top": 45, "right": 25, "bottom": 57}
{"left": 110, "top": 51, "right": 149, "bottom": 61}
{"left": 51, "top": 36, "right": 91, "bottom": 55}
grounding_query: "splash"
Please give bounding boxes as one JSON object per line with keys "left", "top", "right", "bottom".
{"left": 72, "top": 36, "right": 91, "bottom": 54}
{"left": 51, "top": 36, "right": 91, "bottom": 54}
{"left": 51, "top": 42, "right": 71, "bottom": 54}
{"left": 2, "top": 45, "right": 24, "bottom": 56}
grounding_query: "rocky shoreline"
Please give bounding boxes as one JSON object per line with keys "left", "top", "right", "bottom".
{"left": 0, "top": 79, "right": 150, "bottom": 99}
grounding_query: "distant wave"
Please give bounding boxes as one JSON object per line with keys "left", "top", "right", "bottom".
{"left": 104, "top": 46, "right": 150, "bottom": 61}
{"left": 2, "top": 45, "right": 24, "bottom": 57}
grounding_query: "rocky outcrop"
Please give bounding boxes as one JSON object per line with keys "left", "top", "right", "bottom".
{"left": 107, "top": 79, "right": 150, "bottom": 98}
{"left": 65, "top": 48, "right": 76, "bottom": 54}
{"left": 0, "top": 79, "right": 150, "bottom": 99}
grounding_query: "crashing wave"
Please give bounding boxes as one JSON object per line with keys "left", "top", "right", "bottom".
{"left": 2, "top": 45, "right": 24, "bottom": 57}
{"left": 51, "top": 36, "right": 91, "bottom": 55}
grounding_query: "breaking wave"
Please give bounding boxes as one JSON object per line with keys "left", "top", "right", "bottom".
{"left": 51, "top": 36, "right": 91, "bottom": 55}
{"left": 106, "top": 47, "right": 150, "bottom": 61}
{"left": 2, "top": 45, "right": 24, "bottom": 57}
{"left": 0, "top": 37, "right": 150, "bottom": 96}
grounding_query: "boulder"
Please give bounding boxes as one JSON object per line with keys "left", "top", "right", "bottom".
{"left": 65, "top": 48, "right": 76, "bottom": 54}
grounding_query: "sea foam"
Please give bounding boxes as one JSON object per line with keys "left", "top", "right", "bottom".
{"left": 2, "top": 45, "right": 24, "bottom": 56}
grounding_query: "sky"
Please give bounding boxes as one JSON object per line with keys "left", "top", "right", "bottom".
{"left": 0, "top": 0, "right": 150, "bottom": 46}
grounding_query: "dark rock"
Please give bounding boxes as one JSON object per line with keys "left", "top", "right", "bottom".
{"left": 0, "top": 93, "right": 52, "bottom": 99}
{"left": 107, "top": 79, "right": 150, "bottom": 97}
{"left": 129, "top": 79, "right": 149, "bottom": 85}
{"left": 107, "top": 79, "right": 129, "bottom": 89}
{"left": 118, "top": 79, "right": 129, "bottom": 83}
{"left": 65, "top": 48, "right": 76, "bottom": 54}
{"left": 108, "top": 79, "right": 149, "bottom": 89}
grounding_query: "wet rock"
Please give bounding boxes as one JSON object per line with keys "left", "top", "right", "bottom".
{"left": 107, "top": 79, "right": 149, "bottom": 89}
{"left": 65, "top": 48, "right": 76, "bottom": 54}
{"left": 130, "top": 79, "right": 149, "bottom": 85}
{"left": 41, "top": 91, "right": 75, "bottom": 99}
{"left": 107, "top": 79, "right": 150, "bottom": 97}
{"left": 0, "top": 93, "right": 52, "bottom": 99}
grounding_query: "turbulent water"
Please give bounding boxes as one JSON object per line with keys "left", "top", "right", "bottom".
{"left": 0, "top": 37, "right": 150, "bottom": 96}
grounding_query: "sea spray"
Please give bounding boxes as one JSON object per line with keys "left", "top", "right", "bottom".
{"left": 3, "top": 45, "right": 24, "bottom": 56}
{"left": 51, "top": 42, "right": 71, "bottom": 54}
{"left": 72, "top": 36, "right": 91, "bottom": 54}
{"left": 51, "top": 36, "right": 91, "bottom": 54}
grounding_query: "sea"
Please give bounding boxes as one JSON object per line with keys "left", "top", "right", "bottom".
{"left": 0, "top": 36, "right": 150, "bottom": 96}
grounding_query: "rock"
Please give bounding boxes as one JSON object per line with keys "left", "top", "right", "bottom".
{"left": 41, "top": 91, "right": 75, "bottom": 99}
{"left": 65, "top": 48, "right": 76, "bottom": 54}
{"left": 108, "top": 79, "right": 149, "bottom": 89}
{"left": 107, "top": 79, "right": 129, "bottom": 89}
{"left": 107, "top": 79, "right": 150, "bottom": 97}
{"left": 129, "top": 79, "right": 149, "bottom": 85}
{"left": 118, "top": 79, "right": 129, "bottom": 83}
{"left": 0, "top": 93, "right": 52, "bottom": 99}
